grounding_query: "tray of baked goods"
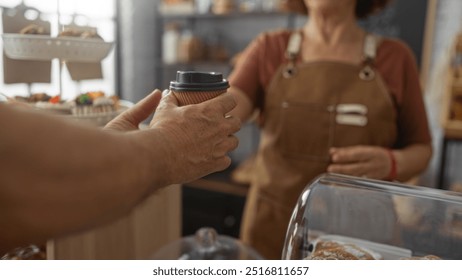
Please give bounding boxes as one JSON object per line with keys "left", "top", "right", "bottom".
{"left": 8, "top": 91, "right": 132, "bottom": 126}
{"left": 282, "top": 173, "right": 462, "bottom": 260}
{"left": 2, "top": 29, "right": 113, "bottom": 62}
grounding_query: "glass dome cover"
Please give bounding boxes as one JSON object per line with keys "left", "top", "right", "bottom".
{"left": 151, "top": 227, "right": 263, "bottom": 260}
{"left": 282, "top": 173, "right": 462, "bottom": 260}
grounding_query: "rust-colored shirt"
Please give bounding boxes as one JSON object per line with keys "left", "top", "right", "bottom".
{"left": 229, "top": 29, "right": 431, "bottom": 147}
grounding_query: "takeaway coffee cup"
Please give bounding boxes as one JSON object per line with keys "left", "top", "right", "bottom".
{"left": 169, "top": 71, "right": 229, "bottom": 106}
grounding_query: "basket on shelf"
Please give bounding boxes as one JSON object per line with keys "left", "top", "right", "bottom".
{"left": 2, "top": 34, "right": 113, "bottom": 62}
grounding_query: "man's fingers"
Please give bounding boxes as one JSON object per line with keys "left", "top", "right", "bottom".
{"left": 213, "top": 135, "right": 239, "bottom": 158}
{"left": 213, "top": 156, "right": 232, "bottom": 173}
{"left": 225, "top": 115, "right": 241, "bottom": 134}
{"left": 134, "top": 89, "right": 163, "bottom": 118}
{"left": 202, "top": 93, "right": 237, "bottom": 115}
{"left": 160, "top": 90, "right": 179, "bottom": 107}
{"left": 118, "top": 90, "right": 162, "bottom": 124}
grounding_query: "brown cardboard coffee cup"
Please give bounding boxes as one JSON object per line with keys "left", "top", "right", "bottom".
{"left": 170, "top": 71, "right": 229, "bottom": 106}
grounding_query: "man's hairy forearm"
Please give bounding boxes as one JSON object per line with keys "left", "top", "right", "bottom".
{"left": 0, "top": 90, "right": 240, "bottom": 254}
{"left": 0, "top": 105, "right": 161, "bottom": 253}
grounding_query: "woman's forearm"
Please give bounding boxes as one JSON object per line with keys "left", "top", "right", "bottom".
{"left": 228, "top": 87, "right": 254, "bottom": 122}
{"left": 394, "top": 143, "right": 433, "bottom": 182}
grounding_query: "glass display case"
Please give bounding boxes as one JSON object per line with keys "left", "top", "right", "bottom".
{"left": 151, "top": 227, "right": 263, "bottom": 260}
{"left": 282, "top": 173, "right": 462, "bottom": 260}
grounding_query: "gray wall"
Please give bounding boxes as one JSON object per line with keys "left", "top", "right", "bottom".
{"left": 117, "top": 0, "right": 158, "bottom": 103}
{"left": 421, "top": 0, "right": 462, "bottom": 188}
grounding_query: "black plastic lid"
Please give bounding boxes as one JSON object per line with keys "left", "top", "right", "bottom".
{"left": 169, "top": 71, "right": 229, "bottom": 92}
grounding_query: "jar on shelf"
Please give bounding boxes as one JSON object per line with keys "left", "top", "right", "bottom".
{"left": 452, "top": 83, "right": 462, "bottom": 120}
{"left": 177, "top": 29, "right": 205, "bottom": 63}
{"left": 162, "top": 22, "right": 181, "bottom": 64}
{"left": 204, "top": 32, "right": 229, "bottom": 62}
{"left": 196, "top": 0, "right": 212, "bottom": 14}
{"left": 261, "top": 0, "right": 280, "bottom": 12}
{"left": 239, "top": 0, "right": 260, "bottom": 13}
{"left": 454, "top": 33, "right": 462, "bottom": 80}
{"left": 211, "top": 0, "right": 235, "bottom": 15}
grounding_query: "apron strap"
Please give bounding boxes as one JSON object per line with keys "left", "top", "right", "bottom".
{"left": 363, "top": 34, "right": 379, "bottom": 61}
{"left": 283, "top": 31, "right": 302, "bottom": 78}
{"left": 359, "top": 34, "right": 381, "bottom": 81}
{"left": 283, "top": 32, "right": 381, "bottom": 80}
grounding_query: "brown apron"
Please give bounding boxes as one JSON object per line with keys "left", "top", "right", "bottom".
{"left": 240, "top": 32, "right": 398, "bottom": 259}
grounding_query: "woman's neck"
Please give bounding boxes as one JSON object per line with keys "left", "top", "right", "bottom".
{"left": 300, "top": 9, "right": 366, "bottom": 64}
{"left": 303, "top": 10, "right": 361, "bottom": 46}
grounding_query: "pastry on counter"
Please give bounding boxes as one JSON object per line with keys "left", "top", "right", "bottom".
{"left": 12, "top": 93, "right": 73, "bottom": 114}
{"left": 72, "top": 91, "right": 119, "bottom": 116}
{"left": 17, "top": 92, "right": 52, "bottom": 103}
{"left": 19, "top": 24, "right": 46, "bottom": 35}
{"left": 1, "top": 244, "right": 46, "bottom": 260}
{"left": 58, "top": 28, "right": 103, "bottom": 40}
{"left": 10, "top": 91, "right": 120, "bottom": 117}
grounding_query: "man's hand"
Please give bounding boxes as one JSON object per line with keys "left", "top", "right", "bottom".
{"left": 148, "top": 91, "right": 241, "bottom": 184}
{"left": 105, "top": 90, "right": 162, "bottom": 131}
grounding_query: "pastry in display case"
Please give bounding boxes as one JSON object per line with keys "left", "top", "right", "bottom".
{"left": 1, "top": 245, "right": 46, "bottom": 260}
{"left": 282, "top": 173, "right": 462, "bottom": 260}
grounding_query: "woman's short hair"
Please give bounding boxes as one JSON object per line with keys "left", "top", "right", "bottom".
{"left": 284, "top": 0, "right": 392, "bottom": 19}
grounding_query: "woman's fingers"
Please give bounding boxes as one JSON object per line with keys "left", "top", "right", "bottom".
{"left": 328, "top": 146, "right": 390, "bottom": 179}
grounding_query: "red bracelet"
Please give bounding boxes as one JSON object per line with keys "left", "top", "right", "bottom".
{"left": 386, "top": 149, "right": 397, "bottom": 181}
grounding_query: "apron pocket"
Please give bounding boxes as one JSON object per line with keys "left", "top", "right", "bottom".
{"left": 278, "top": 101, "right": 333, "bottom": 161}
{"left": 332, "top": 122, "right": 371, "bottom": 147}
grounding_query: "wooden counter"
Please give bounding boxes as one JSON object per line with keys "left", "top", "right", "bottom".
{"left": 47, "top": 184, "right": 181, "bottom": 260}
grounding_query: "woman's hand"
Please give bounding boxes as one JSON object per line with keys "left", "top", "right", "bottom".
{"left": 327, "top": 145, "right": 392, "bottom": 180}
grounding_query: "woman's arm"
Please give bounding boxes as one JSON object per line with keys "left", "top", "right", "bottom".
{"left": 392, "top": 143, "right": 432, "bottom": 182}
{"left": 228, "top": 86, "right": 254, "bottom": 122}
{"left": 0, "top": 90, "right": 240, "bottom": 253}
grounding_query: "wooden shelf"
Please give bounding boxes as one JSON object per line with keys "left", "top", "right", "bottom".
{"left": 159, "top": 61, "right": 230, "bottom": 68}
{"left": 158, "top": 11, "right": 295, "bottom": 21}
{"left": 185, "top": 165, "right": 249, "bottom": 197}
{"left": 442, "top": 119, "right": 462, "bottom": 139}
